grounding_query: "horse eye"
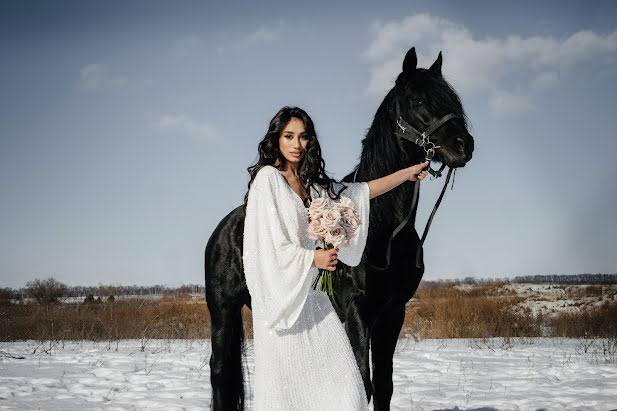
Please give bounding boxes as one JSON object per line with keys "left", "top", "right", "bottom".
{"left": 413, "top": 100, "right": 423, "bottom": 106}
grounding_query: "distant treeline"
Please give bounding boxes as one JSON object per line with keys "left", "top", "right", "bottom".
{"left": 3, "top": 273, "right": 616, "bottom": 302}
{"left": 510, "top": 273, "right": 617, "bottom": 285}
{"left": 415, "top": 274, "right": 617, "bottom": 291}
{"left": 2, "top": 283, "right": 205, "bottom": 301}
{"left": 434, "top": 273, "right": 617, "bottom": 286}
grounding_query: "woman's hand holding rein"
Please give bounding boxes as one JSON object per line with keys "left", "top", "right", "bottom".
{"left": 309, "top": 161, "right": 429, "bottom": 270}
{"left": 367, "top": 161, "right": 430, "bottom": 200}
{"left": 407, "top": 160, "right": 430, "bottom": 182}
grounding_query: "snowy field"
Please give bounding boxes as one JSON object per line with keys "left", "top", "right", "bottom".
{"left": 1, "top": 338, "right": 616, "bottom": 410}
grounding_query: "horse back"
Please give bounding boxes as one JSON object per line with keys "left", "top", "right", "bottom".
{"left": 204, "top": 205, "right": 250, "bottom": 308}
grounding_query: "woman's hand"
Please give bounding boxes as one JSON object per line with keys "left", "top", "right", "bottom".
{"left": 312, "top": 248, "right": 339, "bottom": 271}
{"left": 407, "top": 160, "right": 430, "bottom": 181}
{"left": 368, "top": 160, "right": 432, "bottom": 199}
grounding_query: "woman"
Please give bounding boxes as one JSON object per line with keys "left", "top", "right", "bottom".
{"left": 242, "top": 106, "right": 428, "bottom": 410}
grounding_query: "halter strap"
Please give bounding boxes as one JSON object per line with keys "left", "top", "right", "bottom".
{"left": 361, "top": 86, "right": 460, "bottom": 271}
{"left": 393, "top": 85, "right": 462, "bottom": 176}
{"left": 365, "top": 168, "right": 453, "bottom": 271}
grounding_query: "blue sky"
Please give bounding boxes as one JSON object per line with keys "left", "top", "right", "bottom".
{"left": 1, "top": 1, "right": 616, "bottom": 288}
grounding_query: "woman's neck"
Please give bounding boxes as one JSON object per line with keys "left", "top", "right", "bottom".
{"left": 280, "top": 162, "right": 300, "bottom": 177}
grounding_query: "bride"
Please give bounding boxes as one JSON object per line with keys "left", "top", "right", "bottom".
{"left": 242, "top": 106, "right": 428, "bottom": 410}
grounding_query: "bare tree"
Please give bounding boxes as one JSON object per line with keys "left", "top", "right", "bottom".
{"left": 25, "top": 277, "right": 67, "bottom": 304}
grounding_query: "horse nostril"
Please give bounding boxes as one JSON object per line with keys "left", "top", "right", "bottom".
{"left": 456, "top": 137, "right": 465, "bottom": 153}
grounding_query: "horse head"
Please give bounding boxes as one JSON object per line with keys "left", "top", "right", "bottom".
{"left": 394, "top": 47, "right": 474, "bottom": 169}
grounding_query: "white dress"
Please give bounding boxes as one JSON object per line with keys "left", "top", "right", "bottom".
{"left": 242, "top": 165, "right": 370, "bottom": 410}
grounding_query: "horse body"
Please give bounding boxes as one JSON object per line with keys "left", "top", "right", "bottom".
{"left": 205, "top": 47, "right": 474, "bottom": 410}
{"left": 329, "top": 88, "right": 432, "bottom": 408}
{"left": 204, "top": 205, "right": 250, "bottom": 409}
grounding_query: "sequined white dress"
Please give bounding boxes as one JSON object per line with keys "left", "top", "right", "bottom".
{"left": 242, "top": 165, "right": 370, "bottom": 410}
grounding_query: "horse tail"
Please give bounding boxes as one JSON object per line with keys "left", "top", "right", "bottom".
{"left": 232, "top": 307, "right": 248, "bottom": 410}
{"left": 208, "top": 303, "right": 249, "bottom": 410}
{"left": 205, "top": 205, "right": 250, "bottom": 409}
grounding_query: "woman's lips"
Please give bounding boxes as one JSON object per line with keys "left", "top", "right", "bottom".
{"left": 290, "top": 152, "right": 301, "bottom": 157}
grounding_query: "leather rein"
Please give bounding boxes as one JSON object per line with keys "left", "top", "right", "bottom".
{"left": 356, "top": 86, "right": 462, "bottom": 271}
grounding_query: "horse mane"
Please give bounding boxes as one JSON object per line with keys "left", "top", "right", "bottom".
{"left": 358, "top": 89, "right": 406, "bottom": 179}
{"left": 350, "top": 70, "right": 468, "bottom": 230}
{"left": 418, "top": 71, "right": 469, "bottom": 128}
{"left": 352, "top": 88, "right": 425, "bottom": 229}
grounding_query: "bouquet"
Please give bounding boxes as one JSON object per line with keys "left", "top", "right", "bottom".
{"left": 307, "top": 196, "right": 361, "bottom": 296}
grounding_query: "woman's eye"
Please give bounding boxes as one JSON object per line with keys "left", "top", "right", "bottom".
{"left": 301, "top": 135, "right": 309, "bottom": 140}
{"left": 284, "top": 134, "right": 293, "bottom": 139}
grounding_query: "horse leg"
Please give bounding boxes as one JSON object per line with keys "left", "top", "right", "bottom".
{"left": 345, "top": 299, "right": 373, "bottom": 404}
{"left": 370, "top": 302, "right": 406, "bottom": 411}
{"left": 209, "top": 304, "right": 245, "bottom": 410}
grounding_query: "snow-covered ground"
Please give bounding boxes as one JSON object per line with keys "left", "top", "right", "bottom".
{"left": 447, "top": 283, "right": 617, "bottom": 320}
{"left": 1, "top": 338, "right": 616, "bottom": 410}
{"left": 503, "top": 284, "right": 617, "bottom": 318}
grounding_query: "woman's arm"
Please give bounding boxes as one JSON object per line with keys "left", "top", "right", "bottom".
{"left": 367, "top": 161, "right": 429, "bottom": 200}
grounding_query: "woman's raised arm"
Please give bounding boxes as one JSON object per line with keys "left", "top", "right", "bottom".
{"left": 367, "top": 161, "right": 429, "bottom": 200}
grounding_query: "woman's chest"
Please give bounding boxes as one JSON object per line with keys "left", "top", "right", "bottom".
{"left": 276, "top": 187, "right": 315, "bottom": 247}
{"left": 280, "top": 174, "right": 310, "bottom": 207}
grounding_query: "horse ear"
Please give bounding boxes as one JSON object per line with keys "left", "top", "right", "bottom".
{"left": 429, "top": 51, "right": 443, "bottom": 75}
{"left": 402, "top": 47, "right": 417, "bottom": 73}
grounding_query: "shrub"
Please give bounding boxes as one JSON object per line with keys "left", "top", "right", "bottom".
{"left": 25, "top": 278, "right": 67, "bottom": 305}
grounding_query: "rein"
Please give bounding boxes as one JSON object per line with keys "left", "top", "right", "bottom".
{"left": 359, "top": 86, "right": 461, "bottom": 271}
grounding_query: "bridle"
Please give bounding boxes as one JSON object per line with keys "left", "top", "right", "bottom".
{"left": 393, "top": 85, "right": 463, "bottom": 178}
{"left": 355, "top": 84, "right": 463, "bottom": 271}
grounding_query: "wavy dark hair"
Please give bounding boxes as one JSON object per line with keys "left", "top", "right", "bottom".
{"left": 243, "top": 106, "right": 345, "bottom": 209}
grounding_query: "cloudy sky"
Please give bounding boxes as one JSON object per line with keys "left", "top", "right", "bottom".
{"left": 1, "top": 1, "right": 616, "bottom": 288}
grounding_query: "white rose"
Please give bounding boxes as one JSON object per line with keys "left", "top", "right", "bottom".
{"left": 308, "top": 219, "right": 328, "bottom": 241}
{"left": 345, "top": 227, "right": 358, "bottom": 241}
{"left": 322, "top": 207, "right": 341, "bottom": 230}
{"left": 308, "top": 197, "right": 328, "bottom": 220}
{"left": 325, "top": 227, "right": 347, "bottom": 248}
{"left": 342, "top": 209, "right": 360, "bottom": 231}
{"left": 338, "top": 196, "right": 355, "bottom": 211}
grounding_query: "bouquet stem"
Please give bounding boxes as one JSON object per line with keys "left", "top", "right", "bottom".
{"left": 311, "top": 240, "right": 334, "bottom": 296}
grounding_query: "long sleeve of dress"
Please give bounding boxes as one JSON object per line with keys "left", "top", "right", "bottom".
{"left": 244, "top": 168, "right": 370, "bottom": 410}
{"left": 332, "top": 182, "right": 370, "bottom": 267}
{"left": 243, "top": 167, "right": 317, "bottom": 331}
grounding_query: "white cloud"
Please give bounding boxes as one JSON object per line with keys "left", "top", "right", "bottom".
{"left": 532, "top": 71, "right": 559, "bottom": 90}
{"left": 175, "top": 21, "right": 285, "bottom": 57}
{"left": 153, "top": 114, "right": 218, "bottom": 142}
{"left": 490, "top": 90, "right": 535, "bottom": 117}
{"left": 214, "top": 20, "right": 285, "bottom": 53}
{"left": 237, "top": 20, "right": 285, "bottom": 48}
{"left": 365, "top": 15, "right": 457, "bottom": 62}
{"left": 365, "top": 58, "right": 401, "bottom": 97}
{"left": 364, "top": 14, "right": 617, "bottom": 116}
{"left": 78, "top": 63, "right": 127, "bottom": 91}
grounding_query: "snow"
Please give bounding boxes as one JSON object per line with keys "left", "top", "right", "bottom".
{"left": 1, "top": 338, "right": 616, "bottom": 410}
{"left": 501, "top": 284, "right": 617, "bottom": 319}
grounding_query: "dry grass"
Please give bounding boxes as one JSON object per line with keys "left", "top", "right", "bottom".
{"left": 564, "top": 285, "right": 603, "bottom": 298}
{"left": 2, "top": 282, "right": 616, "bottom": 342}
{"left": 401, "top": 282, "right": 617, "bottom": 339}
{"left": 0, "top": 296, "right": 256, "bottom": 342}
{"left": 547, "top": 300, "right": 617, "bottom": 338}
{"left": 1, "top": 297, "right": 211, "bottom": 341}
{"left": 403, "top": 282, "right": 536, "bottom": 339}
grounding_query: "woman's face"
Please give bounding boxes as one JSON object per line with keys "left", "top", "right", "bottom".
{"left": 278, "top": 117, "right": 309, "bottom": 168}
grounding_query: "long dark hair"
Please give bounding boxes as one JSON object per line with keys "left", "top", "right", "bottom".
{"left": 243, "top": 106, "right": 345, "bottom": 208}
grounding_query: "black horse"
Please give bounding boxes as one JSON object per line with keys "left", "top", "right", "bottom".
{"left": 205, "top": 46, "right": 474, "bottom": 410}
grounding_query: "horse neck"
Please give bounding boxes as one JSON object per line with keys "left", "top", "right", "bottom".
{"left": 356, "top": 90, "right": 425, "bottom": 226}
